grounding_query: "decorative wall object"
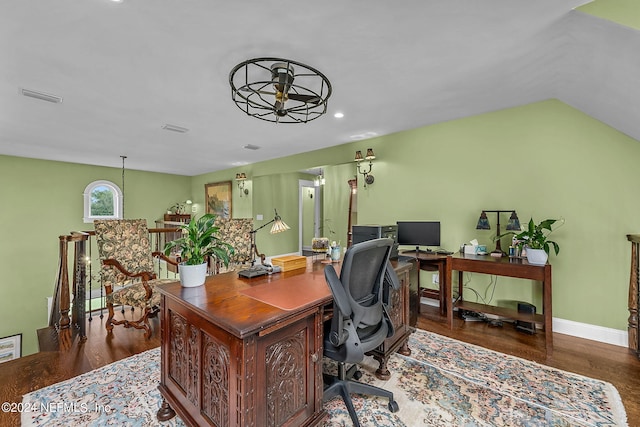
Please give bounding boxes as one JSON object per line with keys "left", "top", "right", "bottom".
{"left": 0, "top": 333, "right": 21, "bottom": 363}
{"left": 205, "top": 181, "right": 232, "bottom": 219}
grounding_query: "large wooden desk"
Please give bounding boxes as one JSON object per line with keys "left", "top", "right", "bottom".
{"left": 444, "top": 253, "right": 553, "bottom": 355}
{"left": 156, "top": 259, "right": 414, "bottom": 427}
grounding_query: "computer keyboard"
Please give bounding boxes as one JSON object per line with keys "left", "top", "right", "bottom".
{"left": 435, "top": 250, "right": 454, "bottom": 255}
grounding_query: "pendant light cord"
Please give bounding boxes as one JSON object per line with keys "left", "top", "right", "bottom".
{"left": 121, "top": 155, "right": 127, "bottom": 217}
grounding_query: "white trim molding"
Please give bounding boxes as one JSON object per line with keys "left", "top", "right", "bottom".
{"left": 553, "top": 317, "right": 628, "bottom": 348}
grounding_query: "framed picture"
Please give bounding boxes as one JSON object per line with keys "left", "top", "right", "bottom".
{"left": 0, "top": 333, "right": 22, "bottom": 363}
{"left": 205, "top": 181, "right": 232, "bottom": 219}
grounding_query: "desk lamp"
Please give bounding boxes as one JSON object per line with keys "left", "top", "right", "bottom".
{"left": 249, "top": 209, "right": 290, "bottom": 266}
{"left": 476, "top": 210, "right": 521, "bottom": 256}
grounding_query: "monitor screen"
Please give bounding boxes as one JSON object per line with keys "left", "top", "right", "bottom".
{"left": 396, "top": 221, "right": 441, "bottom": 248}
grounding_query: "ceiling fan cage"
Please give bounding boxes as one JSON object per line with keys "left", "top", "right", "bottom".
{"left": 229, "top": 57, "right": 332, "bottom": 123}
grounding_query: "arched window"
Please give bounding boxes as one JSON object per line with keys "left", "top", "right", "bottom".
{"left": 83, "top": 180, "right": 123, "bottom": 223}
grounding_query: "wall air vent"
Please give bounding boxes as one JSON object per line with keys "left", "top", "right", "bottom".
{"left": 20, "top": 88, "right": 63, "bottom": 103}
{"left": 161, "top": 124, "right": 189, "bottom": 133}
{"left": 243, "top": 144, "right": 261, "bottom": 150}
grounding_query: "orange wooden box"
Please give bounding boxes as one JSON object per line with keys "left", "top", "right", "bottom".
{"left": 271, "top": 255, "right": 307, "bottom": 272}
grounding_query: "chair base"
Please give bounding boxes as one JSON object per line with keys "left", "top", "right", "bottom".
{"left": 323, "top": 362, "right": 398, "bottom": 427}
{"left": 106, "top": 303, "right": 153, "bottom": 339}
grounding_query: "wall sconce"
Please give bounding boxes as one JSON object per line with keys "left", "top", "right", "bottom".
{"left": 476, "top": 210, "right": 521, "bottom": 256}
{"left": 235, "top": 173, "right": 249, "bottom": 197}
{"left": 355, "top": 148, "right": 375, "bottom": 186}
{"left": 314, "top": 169, "right": 325, "bottom": 187}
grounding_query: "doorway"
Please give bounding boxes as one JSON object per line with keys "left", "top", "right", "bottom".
{"left": 299, "top": 179, "right": 321, "bottom": 253}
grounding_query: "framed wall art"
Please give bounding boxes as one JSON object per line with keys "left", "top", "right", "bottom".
{"left": 0, "top": 333, "right": 22, "bottom": 363}
{"left": 205, "top": 181, "right": 232, "bottom": 219}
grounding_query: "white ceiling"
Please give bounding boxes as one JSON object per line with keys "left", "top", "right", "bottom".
{"left": 1, "top": 0, "right": 638, "bottom": 176}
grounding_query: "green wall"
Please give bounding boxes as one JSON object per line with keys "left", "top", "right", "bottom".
{"left": 4, "top": 98, "right": 639, "bottom": 356}
{"left": 354, "top": 100, "right": 639, "bottom": 329}
{"left": 195, "top": 99, "right": 639, "bottom": 332}
{"left": 0, "top": 156, "right": 190, "bottom": 355}
{"left": 579, "top": 0, "right": 640, "bottom": 31}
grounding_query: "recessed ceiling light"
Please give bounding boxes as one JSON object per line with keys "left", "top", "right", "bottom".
{"left": 161, "top": 124, "right": 189, "bottom": 133}
{"left": 334, "top": 112, "right": 344, "bottom": 118}
{"left": 20, "top": 88, "right": 63, "bottom": 104}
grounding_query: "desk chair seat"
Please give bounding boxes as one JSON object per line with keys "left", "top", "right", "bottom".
{"left": 106, "top": 278, "right": 175, "bottom": 308}
{"left": 323, "top": 238, "right": 400, "bottom": 426}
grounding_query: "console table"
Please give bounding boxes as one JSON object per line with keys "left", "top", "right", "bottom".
{"left": 444, "top": 253, "right": 553, "bottom": 355}
{"left": 401, "top": 251, "right": 450, "bottom": 315}
{"left": 156, "top": 259, "right": 414, "bottom": 426}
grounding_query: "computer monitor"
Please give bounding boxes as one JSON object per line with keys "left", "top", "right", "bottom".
{"left": 396, "top": 221, "right": 441, "bottom": 253}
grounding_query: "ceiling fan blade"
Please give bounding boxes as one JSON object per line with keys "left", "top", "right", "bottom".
{"left": 287, "top": 93, "right": 321, "bottom": 104}
{"left": 239, "top": 87, "right": 277, "bottom": 96}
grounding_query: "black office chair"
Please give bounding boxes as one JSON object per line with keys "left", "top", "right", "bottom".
{"left": 323, "top": 238, "right": 400, "bottom": 426}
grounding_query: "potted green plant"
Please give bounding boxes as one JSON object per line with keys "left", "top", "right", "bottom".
{"left": 498, "top": 218, "right": 561, "bottom": 265}
{"left": 164, "top": 213, "right": 234, "bottom": 287}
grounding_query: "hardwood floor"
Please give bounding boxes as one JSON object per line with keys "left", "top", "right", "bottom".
{"left": 0, "top": 313, "right": 160, "bottom": 427}
{"left": 1, "top": 307, "right": 638, "bottom": 426}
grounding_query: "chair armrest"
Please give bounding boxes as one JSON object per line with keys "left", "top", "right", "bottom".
{"left": 152, "top": 251, "right": 179, "bottom": 267}
{"left": 102, "top": 259, "right": 157, "bottom": 281}
{"left": 384, "top": 261, "right": 401, "bottom": 290}
{"left": 324, "top": 265, "right": 352, "bottom": 318}
{"left": 102, "top": 259, "right": 156, "bottom": 298}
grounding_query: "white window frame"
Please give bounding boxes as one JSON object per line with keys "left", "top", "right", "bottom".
{"left": 83, "top": 180, "right": 123, "bottom": 223}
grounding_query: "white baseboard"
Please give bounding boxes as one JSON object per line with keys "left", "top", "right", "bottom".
{"left": 47, "top": 296, "right": 53, "bottom": 324}
{"left": 420, "top": 297, "right": 628, "bottom": 348}
{"left": 553, "top": 317, "right": 628, "bottom": 348}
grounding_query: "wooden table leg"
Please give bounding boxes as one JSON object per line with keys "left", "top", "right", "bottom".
{"left": 156, "top": 397, "right": 176, "bottom": 421}
{"left": 446, "top": 256, "right": 453, "bottom": 329}
{"left": 543, "top": 264, "right": 553, "bottom": 356}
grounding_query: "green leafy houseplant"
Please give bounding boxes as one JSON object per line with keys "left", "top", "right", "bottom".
{"left": 501, "top": 218, "right": 561, "bottom": 255}
{"left": 164, "top": 213, "right": 234, "bottom": 267}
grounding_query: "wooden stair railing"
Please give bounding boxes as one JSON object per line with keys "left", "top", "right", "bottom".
{"left": 48, "top": 227, "right": 180, "bottom": 350}
{"left": 627, "top": 234, "right": 640, "bottom": 358}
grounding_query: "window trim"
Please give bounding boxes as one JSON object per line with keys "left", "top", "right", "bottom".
{"left": 83, "top": 180, "right": 123, "bottom": 223}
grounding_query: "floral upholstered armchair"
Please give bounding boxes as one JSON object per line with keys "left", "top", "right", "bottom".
{"left": 94, "top": 219, "right": 178, "bottom": 338}
{"left": 213, "top": 217, "right": 254, "bottom": 273}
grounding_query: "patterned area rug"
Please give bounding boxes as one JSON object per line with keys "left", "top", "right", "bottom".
{"left": 21, "top": 329, "right": 627, "bottom": 426}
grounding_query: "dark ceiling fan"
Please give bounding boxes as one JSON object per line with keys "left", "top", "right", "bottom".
{"left": 229, "top": 58, "right": 332, "bottom": 123}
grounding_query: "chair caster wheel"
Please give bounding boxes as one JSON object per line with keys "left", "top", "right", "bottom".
{"left": 353, "top": 370, "right": 362, "bottom": 380}
{"left": 388, "top": 400, "right": 399, "bottom": 413}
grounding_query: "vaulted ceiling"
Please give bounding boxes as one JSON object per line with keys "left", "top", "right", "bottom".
{"left": 1, "top": 0, "right": 638, "bottom": 176}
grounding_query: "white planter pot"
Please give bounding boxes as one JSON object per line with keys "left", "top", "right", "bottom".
{"left": 526, "top": 248, "right": 548, "bottom": 265}
{"left": 178, "top": 262, "right": 207, "bottom": 287}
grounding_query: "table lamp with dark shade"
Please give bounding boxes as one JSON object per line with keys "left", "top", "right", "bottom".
{"left": 476, "top": 210, "right": 521, "bottom": 256}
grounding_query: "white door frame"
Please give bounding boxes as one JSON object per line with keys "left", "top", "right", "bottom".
{"left": 299, "top": 179, "right": 321, "bottom": 253}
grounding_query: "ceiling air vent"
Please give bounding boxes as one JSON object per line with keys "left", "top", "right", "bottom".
{"left": 20, "top": 88, "right": 63, "bottom": 103}
{"left": 161, "top": 124, "right": 189, "bottom": 133}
